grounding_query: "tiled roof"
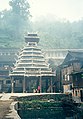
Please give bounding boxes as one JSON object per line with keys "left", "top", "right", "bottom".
{"left": 0, "top": 55, "right": 17, "bottom": 62}
{"left": 10, "top": 33, "right": 55, "bottom": 77}
{"left": 62, "top": 51, "right": 83, "bottom": 65}
{"left": 0, "top": 48, "right": 19, "bottom": 62}
{"left": 0, "top": 48, "right": 19, "bottom": 53}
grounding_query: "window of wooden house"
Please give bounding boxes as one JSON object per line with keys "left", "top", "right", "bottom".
{"left": 6, "top": 80, "right": 11, "bottom": 84}
{"left": 65, "top": 75, "right": 67, "bottom": 81}
{"left": 75, "top": 90, "right": 77, "bottom": 96}
{"left": 67, "top": 75, "right": 70, "bottom": 81}
{"left": 70, "top": 85, "right": 72, "bottom": 90}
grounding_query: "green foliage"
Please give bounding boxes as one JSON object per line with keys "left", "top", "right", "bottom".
{"left": 20, "top": 100, "right": 62, "bottom": 109}
{"left": 32, "top": 17, "right": 83, "bottom": 49}
{"left": 0, "top": 2, "right": 83, "bottom": 49}
{"left": 0, "top": 0, "right": 31, "bottom": 47}
{"left": 9, "top": 0, "right": 30, "bottom": 19}
{"left": 18, "top": 100, "right": 83, "bottom": 119}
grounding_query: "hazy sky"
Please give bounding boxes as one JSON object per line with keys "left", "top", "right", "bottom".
{"left": 0, "top": 0, "right": 83, "bottom": 22}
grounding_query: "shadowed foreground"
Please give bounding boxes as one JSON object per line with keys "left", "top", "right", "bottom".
{"left": 0, "top": 101, "right": 12, "bottom": 119}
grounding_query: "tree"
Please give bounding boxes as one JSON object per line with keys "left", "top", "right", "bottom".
{"left": 9, "top": 0, "right": 31, "bottom": 40}
{"left": 9, "top": 0, "right": 30, "bottom": 19}
{"left": 0, "top": 0, "right": 31, "bottom": 47}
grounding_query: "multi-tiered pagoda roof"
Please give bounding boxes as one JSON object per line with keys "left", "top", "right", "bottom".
{"left": 10, "top": 33, "right": 54, "bottom": 77}
{"left": 10, "top": 33, "right": 55, "bottom": 93}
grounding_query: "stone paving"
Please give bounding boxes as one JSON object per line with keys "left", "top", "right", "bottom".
{"left": 0, "top": 100, "right": 12, "bottom": 119}
{"left": 0, "top": 93, "right": 11, "bottom": 100}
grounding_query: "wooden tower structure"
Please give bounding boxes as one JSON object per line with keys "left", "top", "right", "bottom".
{"left": 10, "top": 33, "right": 55, "bottom": 93}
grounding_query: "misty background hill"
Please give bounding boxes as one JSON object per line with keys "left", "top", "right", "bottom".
{"left": 0, "top": 0, "right": 83, "bottom": 49}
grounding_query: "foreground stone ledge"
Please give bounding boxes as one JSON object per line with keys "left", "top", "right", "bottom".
{"left": 6, "top": 102, "right": 21, "bottom": 119}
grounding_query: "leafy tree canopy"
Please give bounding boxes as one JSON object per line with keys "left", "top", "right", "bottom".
{"left": 0, "top": 0, "right": 31, "bottom": 47}
{"left": 0, "top": 1, "right": 83, "bottom": 49}
{"left": 9, "top": 0, "right": 30, "bottom": 19}
{"left": 32, "top": 16, "right": 83, "bottom": 49}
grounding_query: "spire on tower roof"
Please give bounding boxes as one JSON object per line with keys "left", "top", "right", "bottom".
{"left": 25, "top": 33, "right": 40, "bottom": 44}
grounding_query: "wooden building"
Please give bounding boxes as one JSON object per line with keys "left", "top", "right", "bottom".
{"left": 59, "top": 51, "right": 83, "bottom": 95}
{"left": 71, "top": 71, "right": 83, "bottom": 102}
{"left": 0, "top": 49, "right": 18, "bottom": 92}
{"left": 10, "top": 33, "right": 55, "bottom": 93}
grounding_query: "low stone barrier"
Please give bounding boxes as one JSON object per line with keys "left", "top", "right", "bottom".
{"left": 6, "top": 101, "right": 21, "bottom": 119}
{"left": 16, "top": 93, "right": 71, "bottom": 101}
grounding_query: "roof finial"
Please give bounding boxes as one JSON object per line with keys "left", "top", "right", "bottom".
{"left": 25, "top": 33, "right": 40, "bottom": 44}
